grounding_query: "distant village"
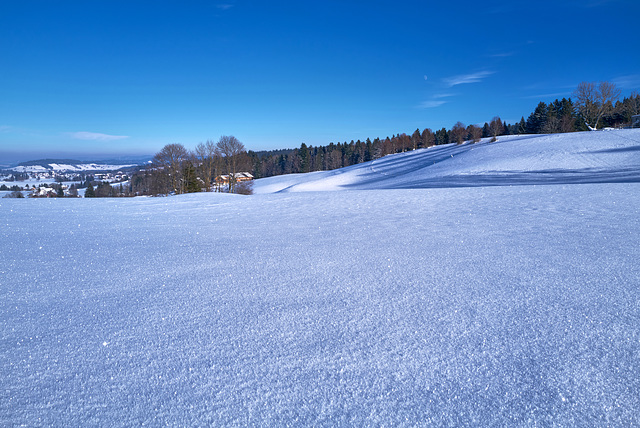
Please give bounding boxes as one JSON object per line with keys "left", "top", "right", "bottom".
{"left": 0, "top": 169, "right": 131, "bottom": 198}
{"left": 1, "top": 166, "right": 255, "bottom": 198}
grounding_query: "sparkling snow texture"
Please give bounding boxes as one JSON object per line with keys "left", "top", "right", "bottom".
{"left": 1, "top": 130, "right": 640, "bottom": 425}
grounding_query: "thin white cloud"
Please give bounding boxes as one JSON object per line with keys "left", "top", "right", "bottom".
{"left": 417, "top": 93, "right": 454, "bottom": 109}
{"left": 443, "top": 71, "right": 495, "bottom": 87}
{"left": 216, "top": 3, "right": 234, "bottom": 10}
{"left": 418, "top": 100, "right": 447, "bottom": 109}
{"left": 69, "top": 132, "right": 129, "bottom": 141}
{"left": 523, "top": 92, "right": 571, "bottom": 99}
{"left": 0, "top": 125, "right": 12, "bottom": 132}
{"left": 613, "top": 74, "right": 640, "bottom": 90}
{"left": 433, "top": 93, "right": 455, "bottom": 99}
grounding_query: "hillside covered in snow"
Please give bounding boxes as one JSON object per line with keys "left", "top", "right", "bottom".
{"left": 1, "top": 130, "right": 639, "bottom": 425}
{"left": 255, "top": 129, "right": 640, "bottom": 193}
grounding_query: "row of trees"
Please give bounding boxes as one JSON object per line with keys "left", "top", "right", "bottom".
{"left": 247, "top": 82, "right": 638, "bottom": 178}
{"left": 131, "top": 81, "right": 638, "bottom": 196}
{"left": 131, "top": 136, "right": 252, "bottom": 195}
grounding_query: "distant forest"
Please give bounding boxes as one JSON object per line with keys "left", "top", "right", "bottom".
{"left": 128, "top": 83, "right": 639, "bottom": 196}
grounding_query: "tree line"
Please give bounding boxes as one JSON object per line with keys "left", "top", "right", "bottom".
{"left": 130, "top": 81, "right": 638, "bottom": 196}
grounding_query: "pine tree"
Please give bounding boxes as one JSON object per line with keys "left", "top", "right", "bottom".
{"left": 183, "top": 163, "right": 200, "bottom": 193}
{"left": 518, "top": 117, "right": 526, "bottom": 134}
{"left": 526, "top": 102, "right": 548, "bottom": 134}
{"left": 85, "top": 183, "right": 95, "bottom": 198}
{"left": 435, "top": 128, "right": 449, "bottom": 145}
{"left": 299, "top": 143, "right": 310, "bottom": 173}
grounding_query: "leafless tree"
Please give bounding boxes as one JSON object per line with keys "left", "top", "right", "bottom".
{"left": 397, "top": 133, "right": 411, "bottom": 152}
{"left": 411, "top": 129, "right": 421, "bottom": 150}
{"left": 489, "top": 116, "right": 503, "bottom": 141}
{"left": 573, "top": 81, "right": 621, "bottom": 130}
{"left": 153, "top": 143, "right": 190, "bottom": 194}
{"left": 542, "top": 115, "right": 560, "bottom": 134}
{"left": 216, "top": 135, "right": 246, "bottom": 193}
{"left": 195, "top": 140, "right": 220, "bottom": 191}
{"left": 451, "top": 122, "right": 467, "bottom": 144}
{"left": 467, "top": 124, "right": 482, "bottom": 143}
{"left": 421, "top": 128, "right": 435, "bottom": 147}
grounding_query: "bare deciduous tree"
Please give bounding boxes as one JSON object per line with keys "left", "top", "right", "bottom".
{"left": 451, "top": 122, "right": 467, "bottom": 144}
{"left": 467, "top": 124, "right": 482, "bottom": 143}
{"left": 216, "top": 135, "right": 246, "bottom": 193}
{"left": 489, "top": 116, "right": 503, "bottom": 141}
{"left": 153, "top": 143, "right": 190, "bottom": 194}
{"left": 195, "top": 140, "right": 220, "bottom": 191}
{"left": 573, "top": 81, "right": 621, "bottom": 130}
{"left": 421, "top": 128, "right": 435, "bottom": 147}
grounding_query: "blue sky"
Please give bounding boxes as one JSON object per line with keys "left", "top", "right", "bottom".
{"left": 1, "top": 0, "right": 639, "bottom": 162}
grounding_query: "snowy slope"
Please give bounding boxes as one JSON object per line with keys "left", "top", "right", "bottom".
{"left": 254, "top": 129, "right": 640, "bottom": 193}
{"left": 1, "top": 130, "right": 640, "bottom": 425}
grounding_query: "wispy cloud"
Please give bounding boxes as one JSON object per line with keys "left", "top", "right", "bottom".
{"left": 0, "top": 125, "right": 12, "bottom": 132}
{"left": 216, "top": 3, "right": 234, "bottom": 10}
{"left": 523, "top": 92, "right": 571, "bottom": 99}
{"left": 443, "top": 71, "right": 494, "bottom": 87}
{"left": 418, "top": 93, "right": 454, "bottom": 109}
{"left": 68, "top": 132, "right": 129, "bottom": 141}
{"left": 613, "top": 74, "right": 640, "bottom": 90}
{"left": 418, "top": 100, "right": 447, "bottom": 109}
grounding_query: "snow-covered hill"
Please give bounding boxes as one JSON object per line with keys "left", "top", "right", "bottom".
{"left": 11, "top": 162, "right": 137, "bottom": 173}
{"left": 1, "top": 130, "right": 639, "bottom": 425}
{"left": 255, "top": 129, "right": 640, "bottom": 193}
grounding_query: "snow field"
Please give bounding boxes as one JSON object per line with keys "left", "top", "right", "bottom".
{"left": 1, "top": 182, "right": 639, "bottom": 425}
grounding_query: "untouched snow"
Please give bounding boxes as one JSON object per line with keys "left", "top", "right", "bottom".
{"left": 254, "top": 129, "right": 640, "bottom": 193}
{"left": 2, "top": 130, "right": 640, "bottom": 425}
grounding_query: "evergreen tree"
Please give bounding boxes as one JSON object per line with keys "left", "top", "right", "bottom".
{"left": 518, "top": 117, "right": 526, "bottom": 134}
{"left": 435, "top": 128, "right": 449, "bottom": 145}
{"left": 299, "top": 143, "right": 310, "bottom": 173}
{"left": 85, "top": 183, "right": 95, "bottom": 198}
{"left": 525, "top": 102, "right": 548, "bottom": 134}
{"left": 183, "top": 162, "right": 200, "bottom": 193}
{"left": 364, "top": 138, "right": 373, "bottom": 162}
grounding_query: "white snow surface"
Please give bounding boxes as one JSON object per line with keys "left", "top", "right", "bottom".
{"left": 254, "top": 130, "right": 640, "bottom": 193}
{"left": 2, "top": 130, "right": 640, "bottom": 425}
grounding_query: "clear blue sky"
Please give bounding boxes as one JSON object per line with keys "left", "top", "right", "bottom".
{"left": 1, "top": 0, "right": 639, "bottom": 162}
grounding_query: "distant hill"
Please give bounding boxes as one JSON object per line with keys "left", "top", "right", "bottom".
{"left": 9, "top": 156, "right": 152, "bottom": 173}
{"left": 17, "top": 159, "right": 85, "bottom": 167}
{"left": 17, "top": 156, "right": 152, "bottom": 168}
